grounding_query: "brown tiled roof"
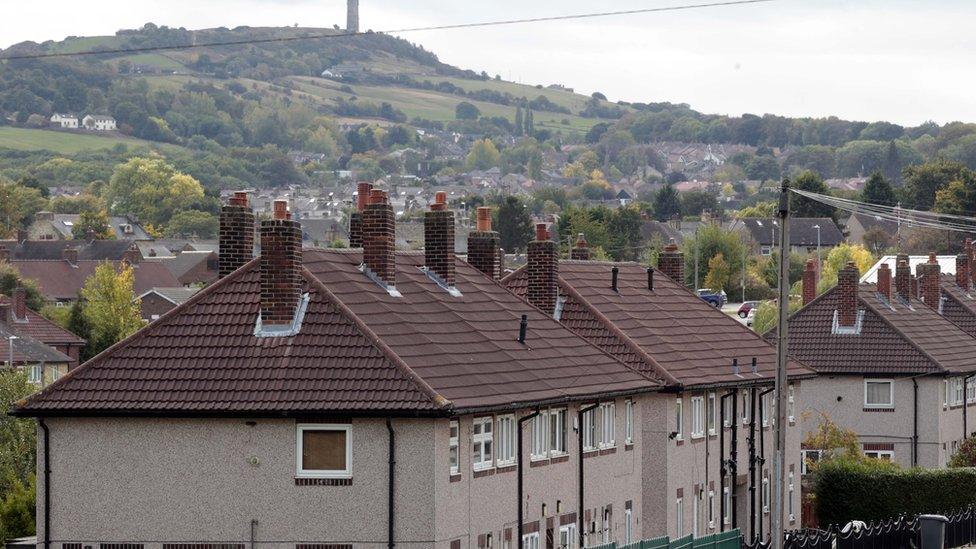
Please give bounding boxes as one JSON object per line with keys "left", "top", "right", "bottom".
{"left": 778, "top": 283, "right": 976, "bottom": 375}
{"left": 504, "top": 261, "right": 811, "bottom": 389}
{"left": 17, "top": 252, "right": 658, "bottom": 416}
{"left": 0, "top": 322, "right": 73, "bottom": 365}
{"left": 940, "top": 276, "right": 976, "bottom": 338}
{"left": 0, "top": 297, "right": 85, "bottom": 345}
{"left": 10, "top": 260, "right": 179, "bottom": 301}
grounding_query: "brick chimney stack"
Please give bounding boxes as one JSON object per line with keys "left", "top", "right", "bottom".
{"left": 801, "top": 259, "right": 817, "bottom": 305}
{"left": 895, "top": 255, "right": 911, "bottom": 301}
{"left": 219, "top": 191, "right": 255, "bottom": 278}
{"left": 122, "top": 244, "right": 141, "bottom": 265}
{"left": 921, "top": 252, "right": 941, "bottom": 309}
{"left": 362, "top": 189, "right": 396, "bottom": 288}
{"left": 837, "top": 261, "right": 859, "bottom": 327}
{"left": 467, "top": 207, "right": 501, "bottom": 279}
{"left": 967, "top": 238, "right": 976, "bottom": 287}
{"left": 570, "top": 233, "right": 591, "bottom": 261}
{"left": 260, "top": 200, "right": 303, "bottom": 328}
{"left": 349, "top": 182, "right": 372, "bottom": 249}
{"left": 526, "top": 223, "right": 558, "bottom": 316}
{"left": 957, "top": 252, "right": 970, "bottom": 291}
{"left": 877, "top": 262, "right": 892, "bottom": 301}
{"left": 62, "top": 246, "right": 78, "bottom": 265}
{"left": 424, "top": 191, "right": 455, "bottom": 287}
{"left": 12, "top": 287, "right": 27, "bottom": 322}
{"left": 657, "top": 239, "right": 685, "bottom": 284}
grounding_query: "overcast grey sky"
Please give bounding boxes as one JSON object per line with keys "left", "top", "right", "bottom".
{"left": 4, "top": 0, "right": 974, "bottom": 126}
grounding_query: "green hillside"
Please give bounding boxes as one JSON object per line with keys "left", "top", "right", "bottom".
{"left": 0, "top": 127, "right": 181, "bottom": 154}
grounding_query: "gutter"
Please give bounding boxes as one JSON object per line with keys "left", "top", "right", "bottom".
{"left": 39, "top": 419, "right": 50, "bottom": 549}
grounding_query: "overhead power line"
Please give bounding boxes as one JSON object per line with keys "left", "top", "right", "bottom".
{"left": 0, "top": 0, "right": 776, "bottom": 61}
{"left": 790, "top": 188, "right": 976, "bottom": 234}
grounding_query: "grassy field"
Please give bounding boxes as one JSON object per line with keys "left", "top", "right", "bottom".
{"left": 117, "top": 53, "right": 186, "bottom": 70}
{"left": 48, "top": 36, "right": 118, "bottom": 54}
{"left": 0, "top": 127, "right": 181, "bottom": 154}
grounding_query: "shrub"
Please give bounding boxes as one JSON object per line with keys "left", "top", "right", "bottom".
{"left": 949, "top": 436, "right": 976, "bottom": 467}
{"left": 0, "top": 475, "right": 35, "bottom": 543}
{"left": 813, "top": 462, "right": 976, "bottom": 527}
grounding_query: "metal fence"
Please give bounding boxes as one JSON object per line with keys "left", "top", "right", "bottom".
{"left": 604, "top": 529, "right": 741, "bottom": 549}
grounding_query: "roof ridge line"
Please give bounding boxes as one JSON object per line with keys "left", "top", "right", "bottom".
{"left": 858, "top": 294, "right": 946, "bottom": 374}
{"left": 557, "top": 276, "right": 681, "bottom": 387}
{"left": 13, "top": 256, "right": 262, "bottom": 411}
{"left": 301, "top": 265, "right": 451, "bottom": 410}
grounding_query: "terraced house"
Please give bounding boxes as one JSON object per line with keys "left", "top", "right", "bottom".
{"left": 780, "top": 254, "right": 976, "bottom": 470}
{"left": 16, "top": 190, "right": 808, "bottom": 549}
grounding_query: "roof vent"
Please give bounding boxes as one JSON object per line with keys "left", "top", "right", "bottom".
{"left": 518, "top": 314, "right": 528, "bottom": 344}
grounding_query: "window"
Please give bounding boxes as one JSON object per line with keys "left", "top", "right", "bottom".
{"left": 582, "top": 407, "right": 597, "bottom": 451}
{"left": 625, "top": 508, "right": 633, "bottom": 544}
{"left": 762, "top": 475, "right": 770, "bottom": 514}
{"left": 675, "top": 497, "right": 684, "bottom": 537}
{"left": 761, "top": 246, "right": 772, "bottom": 256}
{"left": 944, "top": 380, "right": 950, "bottom": 407}
{"left": 521, "top": 532, "right": 540, "bottom": 549}
{"left": 625, "top": 399, "right": 634, "bottom": 444}
{"left": 602, "top": 507, "right": 611, "bottom": 543}
{"left": 761, "top": 392, "right": 770, "bottom": 428}
{"left": 531, "top": 411, "right": 549, "bottom": 460}
{"left": 723, "top": 487, "right": 731, "bottom": 525}
{"left": 707, "top": 392, "right": 717, "bottom": 435}
{"left": 496, "top": 415, "right": 516, "bottom": 466}
{"left": 788, "top": 472, "right": 795, "bottom": 522}
{"left": 707, "top": 490, "right": 715, "bottom": 529}
{"left": 693, "top": 492, "right": 700, "bottom": 537}
{"left": 801, "top": 449, "right": 822, "bottom": 475}
{"left": 449, "top": 420, "right": 460, "bottom": 475}
{"left": 550, "top": 408, "right": 567, "bottom": 455}
{"left": 741, "top": 391, "right": 750, "bottom": 425}
{"left": 675, "top": 397, "right": 683, "bottom": 441}
{"left": 26, "top": 364, "right": 42, "bottom": 385}
{"left": 558, "top": 524, "right": 577, "bottom": 549}
{"left": 723, "top": 396, "right": 732, "bottom": 428}
{"left": 953, "top": 378, "right": 964, "bottom": 406}
{"left": 691, "top": 396, "right": 705, "bottom": 438}
{"left": 788, "top": 385, "right": 796, "bottom": 423}
{"left": 599, "top": 402, "right": 615, "bottom": 448}
{"left": 864, "top": 450, "right": 894, "bottom": 461}
{"left": 864, "top": 379, "right": 894, "bottom": 408}
{"left": 472, "top": 417, "right": 494, "bottom": 470}
{"left": 969, "top": 380, "right": 976, "bottom": 403}
{"left": 296, "top": 424, "right": 352, "bottom": 478}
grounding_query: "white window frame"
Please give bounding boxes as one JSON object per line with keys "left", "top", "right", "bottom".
{"left": 582, "top": 407, "right": 597, "bottom": 451}
{"left": 625, "top": 399, "right": 634, "bottom": 444}
{"left": 473, "top": 416, "right": 494, "bottom": 471}
{"left": 708, "top": 490, "right": 715, "bottom": 529}
{"left": 496, "top": 414, "right": 516, "bottom": 467}
{"left": 723, "top": 395, "right": 732, "bottom": 428}
{"left": 954, "top": 378, "right": 965, "bottom": 406}
{"left": 864, "top": 449, "right": 894, "bottom": 461}
{"left": 602, "top": 507, "right": 611, "bottom": 543}
{"left": 693, "top": 491, "right": 700, "bottom": 537}
{"left": 788, "top": 471, "right": 795, "bottom": 522}
{"left": 521, "top": 532, "right": 540, "bottom": 549}
{"left": 550, "top": 408, "right": 567, "bottom": 456}
{"left": 675, "top": 397, "right": 683, "bottom": 441}
{"left": 741, "top": 390, "right": 750, "bottom": 425}
{"left": 762, "top": 475, "right": 770, "bottom": 514}
{"left": 295, "top": 423, "right": 352, "bottom": 479}
{"left": 801, "top": 449, "right": 822, "bottom": 475}
{"left": 625, "top": 508, "right": 633, "bottom": 544}
{"left": 531, "top": 410, "right": 549, "bottom": 460}
{"left": 723, "top": 487, "right": 731, "bottom": 525}
{"left": 944, "top": 380, "right": 949, "bottom": 408}
{"left": 676, "top": 496, "right": 684, "bottom": 537}
{"left": 449, "top": 420, "right": 460, "bottom": 475}
{"left": 707, "top": 392, "right": 717, "bottom": 435}
{"left": 968, "top": 379, "right": 976, "bottom": 403}
{"left": 761, "top": 392, "right": 770, "bottom": 428}
{"left": 559, "top": 524, "right": 578, "bottom": 549}
{"left": 26, "top": 364, "right": 43, "bottom": 385}
{"left": 599, "top": 402, "right": 616, "bottom": 449}
{"left": 691, "top": 396, "right": 705, "bottom": 439}
{"left": 864, "top": 379, "right": 894, "bottom": 409}
{"left": 788, "top": 384, "right": 796, "bottom": 424}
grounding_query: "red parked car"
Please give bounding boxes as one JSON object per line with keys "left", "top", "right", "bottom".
{"left": 737, "top": 301, "right": 761, "bottom": 318}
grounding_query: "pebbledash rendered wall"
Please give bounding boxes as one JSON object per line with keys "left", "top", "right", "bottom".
{"left": 37, "top": 417, "right": 437, "bottom": 549}
{"left": 797, "top": 375, "right": 960, "bottom": 469}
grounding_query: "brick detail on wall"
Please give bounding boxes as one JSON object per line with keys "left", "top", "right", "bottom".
{"left": 863, "top": 442, "right": 895, "bottom": 451}
{"left": 468, "top": 231, "right": 501, "bottom": 279}
{"left": 11, "top": 286, "right": 27, "bottom": 321}
{"left": 527, "top": 232, "right": 558, "bottom": 316}
{"left": 260, "top": 203, "right": 302, "bottom": 327}
{"left": 218, "top": 192, "right": 254, "bottom": 278}
{"left": 895, "top": 256, "right": 911, "bottom": 301}
{"left": 348, "top": 212, "right": 363, "bottom": 248}
{"left": 837, "top": 262, "right": 859, "bottom": 327}
{"left": 163, "top": 544, "right": 244, "bottom": 549}
{"left": 921, "top": 254, "right": 941, "bottom": 309}
{"left": 424, "top": 208, "right": 455, "bottom": 286}
{"left": 296, "top": 544, "right": 353, "bottom": 549}
{"left": 657, "top": 240, "right": 684, "bottom": 283}
{"left": 877, "top": 262, "right": 892, "bottom": 301}
{"left": 294, "top": 477, "right": 353, "bottom": 486}
{"left": 957, "top": 253, "right": 970, "bottom": 290}
{"left": 362, "top": 191, "right": 396, "bottom": 287}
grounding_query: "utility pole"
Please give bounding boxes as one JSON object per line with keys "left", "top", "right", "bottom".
{"left": 771, "top": 180, "right": 791, "bottom": 549}
{"left": 741, "top": 243, "right": 746, "bottom": 304}
{"left": 694, "top": 226, "right": 700, "bottom": 290}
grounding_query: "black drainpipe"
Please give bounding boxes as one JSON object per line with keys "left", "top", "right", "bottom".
{"left": 757, "top": 386, "right": 774, "bottom": 542}
{"left": 748, "top": 387, "right": 757, "bottom": 542}
{"left": 386, "top": 418, "right": 396, "bottom": 549}
{"left": 719, "top": 391, "right": 734, "bottom": 532}
{"left": 577, "top": 403, "right": 598, "bottom": 547}
{"left": 39, "top": 418, "right": 51, "bottom": 549}
{"left": 913, "top": 378, "right": 919, "bottom": 467}
{"left": 518, "top": 409, "right": 540, "bottom": 549}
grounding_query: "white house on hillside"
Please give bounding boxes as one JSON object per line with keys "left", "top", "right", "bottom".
{"left": 49, "top": 114, "right": 78, "bottom": 129}
{"left": 82, "top": 115, "right": 117, "bottom": 131}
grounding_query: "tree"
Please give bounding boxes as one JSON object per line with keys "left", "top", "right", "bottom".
{"left": 0, "top": 263, "right": 45, "bottom": 311}
{"left": 0, "top": 371, "right": 36, "bottom": 495}
{"left": 862, "top": 227, "right": 893, "bottom": 254}
{"left": 803, "top": 412, "right": 862, "bottom": 462}
{"left": 524, "top": 109, "right": 535, "bottom": 135}
{"left": 103, "top": 156, "right": 205, "bottom": 228}
{"left": 464, "top": 139, "right": 501, "bottom": 171}
{"left": 514, "top": 106, "right": 524, "bottom": 136}
{"left": 80, "top": 262, "right": 144, "bottom": 358}
{"left": 652, "top": 184, "right": 681, "bottom": 221}
{"left": 791, "top": 171, "right": 837, "bottom": 219}
{"left": 607, "top": 206, "right": 643, "bottom": 261}
{"left": 817, "top": 243, "right": 875, "bottom": 294}
{"left": 495, "top": 196, "right": 533, "bottom": 252}
{"left": 860, "top": 172, "right": 896, "bottom": 207}
{"left": 949, "top": 436, "right": 976, "bottom": 467}
{"left": 0, "top": 474, "right": 35, "bottom": 542}
{"left": 703, "top": 253, "right": 732, "bottom": 292}
{"left": 679, "top": 190, "right": 721, "bottom": 217}
{"left": 682, "top": 224, "right": 747, "bottom": 293}
{"left": 902, "top": 159, "right": 975, "bottom": 211}
{"left": 455, "top": 101, "right": 480, "bottom": 120}
{"left": 71, "top": 209, "right": 113, "bottom": 240}
{"left": 0, "top": 178, "right": 45, "bottom": 239}
{"left": 736, "top": 201, "right": 777, "bottom": 218}
{"left": 164, "top": 210, "right": 219, "bottom": 238}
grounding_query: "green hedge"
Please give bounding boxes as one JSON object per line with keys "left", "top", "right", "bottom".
{"left": 813, "top": 460, "right": 976, "bottom": 526}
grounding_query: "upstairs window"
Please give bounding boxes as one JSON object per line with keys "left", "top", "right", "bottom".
{"left": 582, "top": 407, "right": 597, "bottom": 451}
{"left": 296, "top": 424, "right": 352, "bottom": 478}
{"left": 788, "top": 385, "right": 796, "bottom": 423}
{"left": 864, "top": 379, "right": 894, "bottom": 409}
{"left": 472, "top": 417, "right": 493, "bottom": 470}
{"left": 550, "top": 408, "right": 567, "bottom": 455}
{"left": 675, "top": 397, "right": 684, "bottom": 441}
{"left": 599, "top": 402, "right": 615, "bottom": 448}
{"left": 496, "top": 415, "right": 516, "bottom": 466}
{"left": 625, "top": 399, "right": 634, "bottom": 444}
{"left": 707, "top": 392, "right": 717, "bottom": 435}
{"left": 449, "top": 420, "right": 459, "bottom": 475}
{"left": 531, "top": 410, "right": 549, "bottom": 459}
{"left": 691, "top": 396, "right": 705, "bottom": 438}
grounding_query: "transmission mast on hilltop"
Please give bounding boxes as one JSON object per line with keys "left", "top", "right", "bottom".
{"left": 347, "top": 0, "right": 360, "bottom": 33}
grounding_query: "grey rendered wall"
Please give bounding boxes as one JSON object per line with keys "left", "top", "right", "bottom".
{"left": 37, "top": 417, "right": 435, "bottom": 549}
